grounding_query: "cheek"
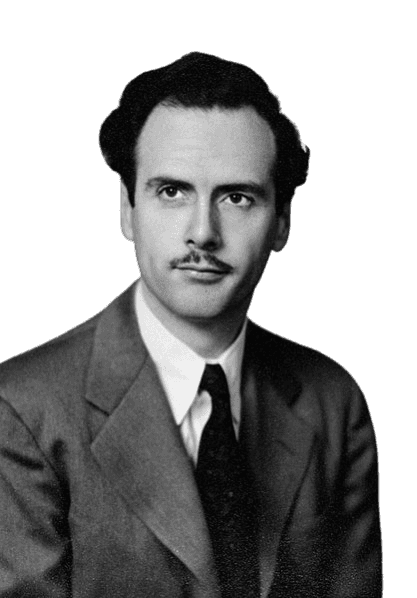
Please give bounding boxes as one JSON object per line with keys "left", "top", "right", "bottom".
{"left": 136, "top": 208, "right": 184, "bottom": 244}
{"left": 231, "top": 221, "right": 276, "bottom": 264}
{"left": 133, "top": 211, "right": 182, "bottom": 268}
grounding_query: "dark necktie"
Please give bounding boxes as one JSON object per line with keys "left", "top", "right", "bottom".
{"left": 195, "top": 364, "right": 259, "bottom": 598}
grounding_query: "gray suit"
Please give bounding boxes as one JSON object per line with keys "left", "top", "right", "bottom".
{"left": 0, "top": 284, "right": 382, "bottom": 597}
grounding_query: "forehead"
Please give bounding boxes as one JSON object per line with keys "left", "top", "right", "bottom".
{"left": 135, "top": 104, "right": 276, "bottom": 182}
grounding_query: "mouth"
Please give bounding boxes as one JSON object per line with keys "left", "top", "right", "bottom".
{"left": 176, "top": 265, "right": 229, "bottom": 274}
{"left": 175, "top": 264, "right": 231, "bottom": 281}
{"left": 170, "top": 250, "right": 232, "bottom": 276}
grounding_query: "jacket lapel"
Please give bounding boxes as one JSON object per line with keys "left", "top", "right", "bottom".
{"left": 241, "top": 322, "right": 316, "bottom": 598}
{"left": 85, "top": 285, "right": 218, "bottom": 593}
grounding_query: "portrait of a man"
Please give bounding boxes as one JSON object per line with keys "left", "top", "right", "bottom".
{"left": 0, "top": 52, "right": 381, "bottom": 597}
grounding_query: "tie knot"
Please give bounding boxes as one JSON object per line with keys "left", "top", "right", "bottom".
{"left": 199, "top": 364, "right": 229, "bottom": 399}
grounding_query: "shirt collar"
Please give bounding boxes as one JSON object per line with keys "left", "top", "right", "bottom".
{"left": 134, "top": 280, "right": 247, "bottom": 426}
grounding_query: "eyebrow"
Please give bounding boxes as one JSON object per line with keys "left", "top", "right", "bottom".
{"left": 145, "top": 177, "right": 269, "bottom": 199}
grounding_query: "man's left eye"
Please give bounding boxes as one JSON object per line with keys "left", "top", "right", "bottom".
{"left": 224, "top": 193, "right": 253, "bottom": 207}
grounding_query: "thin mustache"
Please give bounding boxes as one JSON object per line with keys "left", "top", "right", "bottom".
{"left": 170, "top": 250, "right": 232, "bottom": 272}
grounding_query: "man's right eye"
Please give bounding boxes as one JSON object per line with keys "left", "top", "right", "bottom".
{"left": 159, "top": 186, "right": 182, "bottom": 200}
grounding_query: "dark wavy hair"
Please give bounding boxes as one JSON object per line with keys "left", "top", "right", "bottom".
{"left": 99, "top": 52, "right": 310, "bottom": 211}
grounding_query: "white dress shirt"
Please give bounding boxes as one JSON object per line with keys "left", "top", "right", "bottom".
{"left": 134, "top": 281, "right": 247, "bottom": 465}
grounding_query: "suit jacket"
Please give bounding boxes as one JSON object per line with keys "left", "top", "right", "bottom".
{"left": 0, "top": 284, "right": 381, "bottom": 597}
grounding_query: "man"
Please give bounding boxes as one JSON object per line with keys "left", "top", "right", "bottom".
{"left": 0, "top": 52, "right": 381, "bottom": 597}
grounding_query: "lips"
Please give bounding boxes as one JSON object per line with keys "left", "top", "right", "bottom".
{"left": 176, "top": 264, "right": 229, "bottom": 274}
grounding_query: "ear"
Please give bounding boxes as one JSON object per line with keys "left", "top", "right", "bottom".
{"left": 120, "top": 181, "right": 134, "bottom": 241}
{"left": 272, "top": 202, "right": 291, "bottom": 252}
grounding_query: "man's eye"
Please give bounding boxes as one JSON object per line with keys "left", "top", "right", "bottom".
{"left": 225, "top": 193, "right": 253, "bottom": 207}
{"left": 159, "top": 186, "right": 183, "bottom": 200}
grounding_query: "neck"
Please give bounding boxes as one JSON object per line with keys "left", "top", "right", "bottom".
{"left": 182, "top": 317, "right": 246, "bottom": 360}
{"left": 141, "top": 284, "right": 247, "bottom": 360}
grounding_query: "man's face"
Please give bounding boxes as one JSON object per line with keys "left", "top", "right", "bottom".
{"left": 121, "top": 104, "right": 289, "bottom": 326}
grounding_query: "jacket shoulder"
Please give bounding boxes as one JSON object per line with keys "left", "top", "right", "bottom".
{"left": 248, "top": 321, "right": 357, "bottom": 386}
{"left": 247, "top": 321, "right": 371, "bottom": 429}
{"left": 250, "top": 324, "right": 376, "bottom": 445}
{"left": 0, "top": 312, "right": 98, "bottom": 387}
{"left": 0, "top": 311, "right": 100, "bottom": 424}
{"left": 0, "top": 284, "right": 136, "bottom": 420}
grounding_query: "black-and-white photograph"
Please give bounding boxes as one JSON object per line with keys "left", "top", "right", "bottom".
{"left": 0, "top": 2, "right": 414, "bottom": 596}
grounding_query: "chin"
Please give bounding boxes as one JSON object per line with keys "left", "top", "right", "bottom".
{"left": 164, "top": 294, "right": 234, "bottom": 323}
{"left": 172, "top": 302, "right": 226, "bottom": 322}
{"left": 145, "top": 278, "right": 247, "bottom": 324}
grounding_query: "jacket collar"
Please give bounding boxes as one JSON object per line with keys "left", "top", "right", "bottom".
{"left": 85, "top": 283, "right": 146, "bottom": 414}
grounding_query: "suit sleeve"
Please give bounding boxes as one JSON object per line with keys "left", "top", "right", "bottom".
{"left": 0, "top": 397, "right": 71, "bottom": 597}
{"left": 329, "top": 384, "right": 382, "bottom": 597}
{"left": 275, "top": 380, "right": 382, "bottom": 598}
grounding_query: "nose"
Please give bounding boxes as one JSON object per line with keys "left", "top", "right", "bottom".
{"left": 185, "top": 200, "right": 222, "bottom": 251}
